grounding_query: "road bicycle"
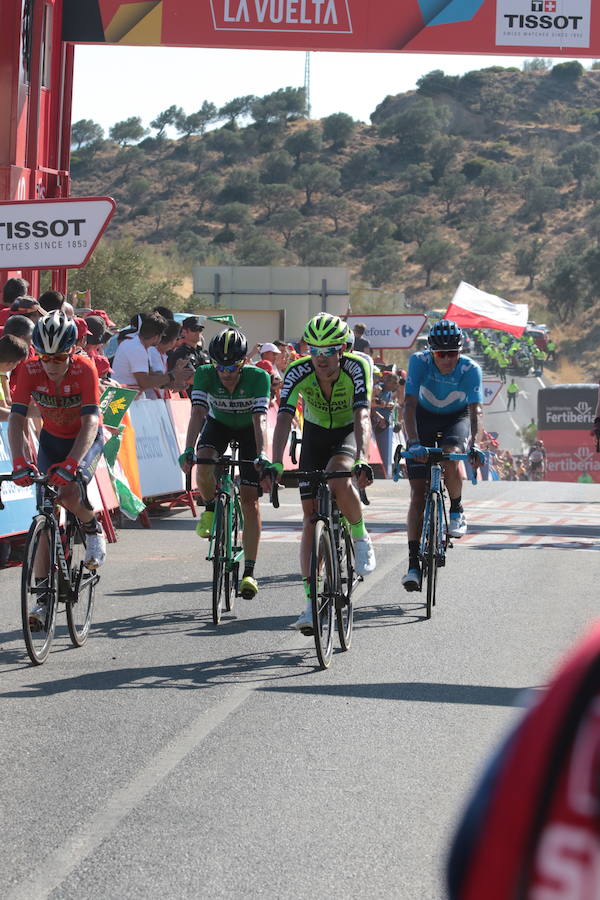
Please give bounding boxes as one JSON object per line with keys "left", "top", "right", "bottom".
{"left": 296, "top": 469, "right": 361, "bottom": 669}
{"left": 393, "top": 442, "right": 477, "bottom": 620}
{"left": 0, "top": 472, "right": 100, "bottom": 665}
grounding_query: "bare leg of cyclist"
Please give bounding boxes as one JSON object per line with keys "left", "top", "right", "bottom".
{"left": 403, "top": 478, "right": 426, "bottom": 591}
{"left": 327, "top": 454, "right": 376, "bottom": 577}
{"left": 293, "top": 497, "right": 318, "bottom": 633}
{"left": 239, "top": 485, "right": 261, "bottom": 599}
{"left": 57, "top": 482, "right": 106, "bottom": 569}
{"left": 195, "top": 447, "right": 218, "bottom": 537}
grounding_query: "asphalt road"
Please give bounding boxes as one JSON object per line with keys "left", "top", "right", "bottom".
{"left": 1, "top": 479, "right": 599, "bottom": 900}
{"left": 481, "top": 372, "right": 542, "bottom": 456}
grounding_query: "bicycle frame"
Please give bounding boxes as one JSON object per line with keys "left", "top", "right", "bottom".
{"left": 207, "top": 465, "right": 245, "bottom": 576}
{"left": 420, "top": 457, "right": 448, "bottom": 569}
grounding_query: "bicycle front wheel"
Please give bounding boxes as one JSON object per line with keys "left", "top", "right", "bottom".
{"left": 336, "top": 526, "right": 354, "bottom": 651}
{"left": 310, "top": 520, "right": 335, "bottom": 669}
{"left": 224, "top": 496, "right": 240, "bottom": 613}
{"left": 21, "top": 516, "right": 58, "bottom": 665}
{"left": 424, "top": 493, "right": 439, "bottom": 620}
{"left": 212, "top": 496, "right": 227, "bottom": 625}
{"left": 65, "top": 516, "right": 97, "bottom": 647}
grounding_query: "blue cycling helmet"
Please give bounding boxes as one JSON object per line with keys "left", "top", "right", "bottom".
{"left": 428, "top": 319, "right": 463, "bottom": 351}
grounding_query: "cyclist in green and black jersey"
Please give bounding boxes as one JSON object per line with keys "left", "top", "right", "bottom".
{"left": 179, "top": 328, "right": 271, "bottom": 600}
{"left": 270, "top": 313, "right": 376, "bottom": 635}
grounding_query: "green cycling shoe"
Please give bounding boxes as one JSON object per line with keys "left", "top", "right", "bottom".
{"left": 239, "top": 575, "right": 258, "bottom": 600}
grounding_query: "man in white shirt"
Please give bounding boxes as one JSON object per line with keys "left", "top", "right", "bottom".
{"left": 112, "top": 312, "right": 187, "bottom": 395}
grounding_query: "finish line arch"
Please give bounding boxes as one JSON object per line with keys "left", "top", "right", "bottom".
{"left": 0, "top": 0, "right": 597, "bottom": 291}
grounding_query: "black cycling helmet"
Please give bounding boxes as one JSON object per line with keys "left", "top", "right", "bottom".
{"left": 208, "top": 328, "right": 248, "bottom": 365}
{"left": 428, "top": 319, "right": 463, "bottom": 351}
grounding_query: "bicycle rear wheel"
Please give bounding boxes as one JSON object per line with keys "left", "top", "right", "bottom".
{"left": 310, "top": 520, "right": 335, "bottom": 669}
{"left": 424, "top": 493, "right": 439, "bottom": 620}
{"left": 212, "top": 496, "right": 227, "bottom": 624}
{"left": 224, "top": 497, "right": 240, "bottom": 613}
{"left": 65, "top": 516, "right": 97, "bottom": 647}
{"left": 336, "top": 526, "right": 354, "bottom": 651}
{"left": 21, "top": 516, "right": 58, "bottom": 665}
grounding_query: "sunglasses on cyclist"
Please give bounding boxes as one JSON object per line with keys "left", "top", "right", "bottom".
{"left": 307, "top": 344, "right": 344, "bottom": 357}
{"left": 433, "top": 350, "right": 459, "bottom": 359}
{"left": 213, "top": 362, "right": 244, "bottom": 373}
{"left": 39, "top": 352, "right": 71, "bottom": 363}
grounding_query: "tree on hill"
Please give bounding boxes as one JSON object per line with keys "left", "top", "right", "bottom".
{"left": 514, "top": 238, "right": 543, "bottom": 290}
{"left": 258, "top": 183, "right": 297, "bottom": 219}
{"left": 541, "top": 246, "right": 587, "bottom": 322}
{"left": 436, "top": 171, "right": 467, "bottom": 217}
{"left": 351, "top": 215, "right": 395, "bottom": 256}
{"left": 268, "top": 208, "right": 304, "bottom": 248}
{"left": 412, "top": 236, "right": 457, "bottom": 288}
{"left": 218, "top": 95, "right": 256, "bottom": 127}
{"left": 361, "top": 242, "right": 403, "bottom": 288}
{"left": 518, "top": 177, "right": 561, "bottom": 229}
{"left": 235, "top": 230, "right": 283, "bottom": 265}
{"left": 109, "top": 116, "right": 148, "bottom": 146}
{"left": 150, "top": 105, "right": 183, "bottom": 139}
{"left": 292, "top": 162, "right": 341, "bottom": 208}
{"left": 251, "top": 87, "right": 307, "bottom": 128}
{"left": 218, "top": 168, "right": 259, "bottom": 205}
{"left": 194, "top": 172, "right": 220, "bottom": 212}
{"left": 317, "top": 195, "right": 351, "bottom": 234}
{"left": 292, "top": 227, "right": 345, "bottom": 266}
{"left": 559, "top": 141, "right": 600, "bottom": 194}
{"left": 71, "top": 119, "right": 104, "bottom": 150}
{"left": 208, "top": 128, "right": 247, "bottom": 164}
{"left": 322, "top": 112, "right": 355, "bottom": 150}
{"left": 379, "top": 98, "right": 450, "bottom": 162}
{"left": 260, "top": 150, "right": 295, "bottom": 184}
{"left": 284, "top": 125, "right": 323, "bottom": 166}
{"left": 475, "top": 161, "right": 518, "bottom": 199}
{"left": 175, "top": 102, "right": 217, "bottom": 140}
{"left": 427, "top": 135, "right": 463, "bottom": 184}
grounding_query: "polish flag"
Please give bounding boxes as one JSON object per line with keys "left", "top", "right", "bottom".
{"left": 444, "top": 282, "right": 528, "bottom": 337}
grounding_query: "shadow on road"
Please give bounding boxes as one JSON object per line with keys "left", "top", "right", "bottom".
{"left": 260, "top": 681, "right": 541, "bottom": 707}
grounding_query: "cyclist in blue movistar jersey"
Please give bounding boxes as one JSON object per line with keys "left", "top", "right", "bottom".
{"left": 402, "top": 320, "right": 484, "bottom": 591}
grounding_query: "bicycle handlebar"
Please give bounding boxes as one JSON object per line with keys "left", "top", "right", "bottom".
{"left": 392, "top": 446, "right": 478, "bottom": 486}
{"left": 0, "top": 470, "right": 89, "bottom": 510}
{"left": 295, "top": 470, "right": 354, "bottom": 481}
{"left": 290, "top": 431, "right": 301, "bottom": 465}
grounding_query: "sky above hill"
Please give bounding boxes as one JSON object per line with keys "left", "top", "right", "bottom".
{"left": 71, "top": 45, "right": 573, "bottom": 137}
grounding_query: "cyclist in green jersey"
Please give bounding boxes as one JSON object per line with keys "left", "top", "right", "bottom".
{"left": 270, "top": 313, "right": 376, "bottom": 635}
{"left": 179, "top": 328, "right": 271, "bottom": 600}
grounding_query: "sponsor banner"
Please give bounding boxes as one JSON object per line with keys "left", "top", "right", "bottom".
{"left": 62, "top": 0, "right": 600, "bottom": 55}
{"left": 0, "top": 197, "right": 115, "bottom": 270}
{"left": 129, "top": 398, "right": 185, "bottom": 497}
{"left": 100, "top": 386, "right": 138, "bottom": 428}
{"left": 346, "top": 315, "right": 426, "bottom": 350}
{"left": 496, "top": 0, "right": 591, "bottom": 49}
{"left": 537, "top": 385, "right": 597, "bottom": 431}
{"left": 539, "top": 429, "right": 600, "bottom": 482}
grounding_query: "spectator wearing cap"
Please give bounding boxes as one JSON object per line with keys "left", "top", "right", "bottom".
{"left": 167, "top": 315, "right": 209, "bottom": 373}
{"left": 7, "top": 296, "right": 43, "bottom": 324}
{"left": 73, "top": 316, "right": 92, "bottom": 352}
{"left": 0, "top": 334, "right": 28, "bottom": 420}
{"left": 85, "top": 315, "right": 114, "bottom": 381}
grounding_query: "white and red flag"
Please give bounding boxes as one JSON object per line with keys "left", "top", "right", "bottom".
{"left": 444, "top": 282, "right": 528, "bottom": 337}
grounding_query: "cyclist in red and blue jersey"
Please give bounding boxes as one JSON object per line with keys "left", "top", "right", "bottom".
{"left": 8, "top": 313, "right": 106, "bottom": 624}
{"left": 402, "top": 320, "right": 483, "bottom": 592}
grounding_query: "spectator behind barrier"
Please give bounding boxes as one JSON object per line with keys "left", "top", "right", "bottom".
{"left": 148, "top": 321, "right": 181, "bottom": 398}
{"left": 38, "top": 289, "right": 65, "bottom": 313}
{"left": 84, "top": 315, "right": 114, "bottom": 381}
{"left": 112, "top": 312, "right": 189, "bottom": 396}
{"left": 0, "top": 334, "right": 29, "bottom": 420}
{"left": 4, "top": 315, "right": 36, "bottom": 394}
{"left": 0, "top": 276, "right": 29, "bottom": 328}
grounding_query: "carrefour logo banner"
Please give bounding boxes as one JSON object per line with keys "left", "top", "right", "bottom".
{"left": 61, "top": 0, "right": 600, "bottom": 55}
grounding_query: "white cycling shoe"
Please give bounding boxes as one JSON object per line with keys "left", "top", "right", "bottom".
{"left": 84, "top": 527, "right": 106, "bottom": 570}
{"left": 292, "top": 605, "right": 314, "bottom": 636}
{"left": 447, "top": 512, "right": 467, "bottom": 539}
{"left": 354, "top": 534, "right": 376, "bottom": 576}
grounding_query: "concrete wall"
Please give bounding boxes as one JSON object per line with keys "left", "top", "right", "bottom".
{"left": 192, "top": 266, "right": 349, "bottom": 344}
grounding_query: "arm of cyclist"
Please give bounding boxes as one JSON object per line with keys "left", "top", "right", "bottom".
{"left": 44, "top": 413, "right": 101, "bottom": 486}
{"left": 179, "top": 405, "right": 207, "bottom": 472}
{"left": 402, "top": 394, "right": 428, "bottom": 461}
{"left": 352, "top": 406, "right": 374, "bottom": 489}
{"left": 269, "top": 409, "right": 293, "bottom": 483}
{"left": 7, "top": 410, "right": 39, "bottom": 485}
{"left": 467, "top": 401, "right": 485, "bottom": 469}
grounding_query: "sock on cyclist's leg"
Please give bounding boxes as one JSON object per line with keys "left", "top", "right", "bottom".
{"left": 449, "top": 497, "right": 463, "bottom": 514}
{"left": 302, "top": 577, "right": 312, "bottom": 611}
{"left": 408, "top": 540, "right": 420, "bottom": 570}
{"left": 205, "top": 501, "right": 215, "bottom": 512}
{"left": 243, "top": 560, "right": 255, "bottom": 579}
{"left": 83, "top": 515, "right": 101, "bottom": 535}
{"left": 349, "top": 518, "right": 367, "bottom": 539}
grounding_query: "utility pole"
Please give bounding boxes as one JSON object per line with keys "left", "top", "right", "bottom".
{"left": 304, "top": 51, "right": 311, "bottom": 118}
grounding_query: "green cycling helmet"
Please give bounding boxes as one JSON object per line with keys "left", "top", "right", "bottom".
{"left": 303, "top": 313, "right": 349, "bottom": 347}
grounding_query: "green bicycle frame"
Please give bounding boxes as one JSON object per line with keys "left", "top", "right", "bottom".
{"left": 206, "top": 467, "right": 245, "bottom": 575}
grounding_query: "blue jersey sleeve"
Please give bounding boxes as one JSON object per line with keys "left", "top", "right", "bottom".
{"left": 464, "top": 361, "right": 484, "bottom": 405}
{"left": 405, "top": 352, "right": 426, "bottom": 398}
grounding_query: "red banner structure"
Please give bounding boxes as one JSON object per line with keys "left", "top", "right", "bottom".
{"left": 62, "top": 0, "right": 599, "bottom": 56}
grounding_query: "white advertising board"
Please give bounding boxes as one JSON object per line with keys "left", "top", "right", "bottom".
{"left": 129, "top": 400, "right": 185, "bottom": 498}
{"left": 482, "top": 380, "right": 503, "bottom": 406}
{"left": 496, "top": 0, "right": 591, "bottom": 49}
{"left": 347, "top": 315, "right": 427, "bottom": 349}
{"left": 0, "top": 197, "right": 115, "bottom": 269}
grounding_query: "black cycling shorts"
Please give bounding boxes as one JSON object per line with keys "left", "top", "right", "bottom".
{"left": 298, "top": 420, "right": 356, "bottom": 500}
{"left": 37, "top": 429, "right": 104, "bottom": 485}
{"left": 198, "top": 417, "right": 259, "bottom": 489}
{"left": 405, "top": 405, "right": 470, "bottom": 481}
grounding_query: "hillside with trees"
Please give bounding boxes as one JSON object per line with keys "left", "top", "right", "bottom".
{"left": 69, "top": 60, "right": 600, "bottom": 376}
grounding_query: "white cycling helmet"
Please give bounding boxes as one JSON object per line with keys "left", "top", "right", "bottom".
{"left": 32, "top": 311, "right": 77, "bottom": 355}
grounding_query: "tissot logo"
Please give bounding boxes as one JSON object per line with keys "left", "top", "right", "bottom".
{"left": 210, "top": 0, "right": 353, "bottom": 32}
{"left": 496, "top": 0, "right": 590, "bottom": 48}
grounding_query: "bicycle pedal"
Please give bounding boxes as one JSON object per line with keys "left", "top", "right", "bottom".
{"left": 300, "top": 626, "right": 314, "bottom": 637}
